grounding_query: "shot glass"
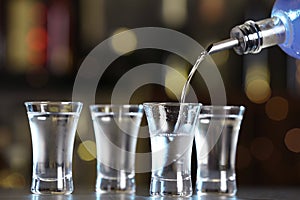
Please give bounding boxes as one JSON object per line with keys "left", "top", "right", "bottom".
{"left": 143, "top": 102, "right": 201, "bottom": 197}
{"left": 24, "top": 101, "right": 83, "bottom": 194}
{"left": 195, "top": 105, "right": 245, "bottom": 196}
{"left": 90, "top": 104, "right": 144, "bottom": 194}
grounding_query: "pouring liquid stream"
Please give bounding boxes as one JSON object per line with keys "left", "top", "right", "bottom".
{"left": 180, "top": 51, "right": 208, "bottom": 103}
{"left": 173, "top": 51, "right": 208, "bottom": 133}
{"left": 180, "top": 38, "right": 239, "bottom": 103}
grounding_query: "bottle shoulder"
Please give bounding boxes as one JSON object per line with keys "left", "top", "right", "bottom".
{"left": 271, "top": 0, "right": 300, "bottom": 29}
{"left": 271, "top": 0, "right": 300, "bottom": 59}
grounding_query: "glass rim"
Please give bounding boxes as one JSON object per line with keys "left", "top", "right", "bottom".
{"left": 143, "top": 102, "right": 202, "bottom": 106}
{"left": 201, "top": 105, "right": 245, "bottom": 111}
{"left": 89, "top": 104, "right": 144, "bottom": 113}
{"left": 200, "top": 105, "right": 245, "bottom": 117}
{"left": 24, "top": 101, "right": 83, "bottom": 106}
{"left": 89, "top": 104, "right": 143, "bottom": 109}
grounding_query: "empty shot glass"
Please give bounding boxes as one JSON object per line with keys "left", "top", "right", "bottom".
{"left": 24, "top": 101, "right": 83, "bottom": 194}
{"left": 195, "top": 105, "right": 245, "bottom": 196}
{"left": 90, "top": 104, "right": 144, "bottom": 194}
{"left": 143, "top": 102, "right": 201, "bottom": 197}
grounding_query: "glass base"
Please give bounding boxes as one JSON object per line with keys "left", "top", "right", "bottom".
{"left": 96, "top": 177, "right": 135, "bottom": 194}
{"left": 31, "top": 177, "right": 73, "bottom": 194}
{"left": 196, "top": 179, "right": 237, "bottom": 196}
{"left": 150, "top": 177, "right": 193, "bottom": 197}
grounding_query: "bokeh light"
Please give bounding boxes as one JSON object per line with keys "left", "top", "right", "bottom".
{"left": 110, "top": 27, "right": 138, "bottom": 55}
{"left": 77, "top": 140, "right": 96, "bottom": 161}
{"left": 0, "top": 171, "right": 25, "bottom": 188}
{"left": 47, "top": 2, "right": 71, "bottom": 75}
{"left": 250, "top": 137, "right": 274, "bottom": 161}
{"left": 7, "top": 0, "right": 34, "bottom": 71}
{"left": 245, "top": 64, "right": 271, "bottom": 104}
{"left": 7, "top": 1, "right": 49, "bottom": 69}
{"left": 245, "top": 79, "right": 271, "bottom": 104}
{"left": 284, "top": 128, "right": 300, "bottom": 153}
{"left": 26, "top": 27, "right": 48, "bottom": 51}
{"left": 162, "top": 0, "right": 187, "bottom": 28}
{"left": 265, "top": 96, "right": 288, "bottom": 121}
{"left": 198, "top": 0, "right": 225, "bottom": 24}
{"left": 8, "top": 144, "right": 29, "bottom": 169}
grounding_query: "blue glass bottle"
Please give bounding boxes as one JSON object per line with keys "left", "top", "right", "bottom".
{"left": 207, "top": 0, "right": 300, "bottom": 59}
{"left": 272, "top": 0, "right": 300, "bottom": 59}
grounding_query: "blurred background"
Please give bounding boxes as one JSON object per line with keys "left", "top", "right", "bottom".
{"left": 0, "top": 0, "right": 300, "bottom": 194}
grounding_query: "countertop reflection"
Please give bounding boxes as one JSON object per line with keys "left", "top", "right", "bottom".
{"left": 1, "top": 187, "right": 300, "bottom": 200}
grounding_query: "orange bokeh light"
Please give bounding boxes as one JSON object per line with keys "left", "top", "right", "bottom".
{"left": 285, "top": 128, "right": 300, "bottom": 153}
{"left": 26, "top": 27, "right": 48, "bottom": 51}
{"left": 265, "top": 96, "right": 288, "bottom": 121}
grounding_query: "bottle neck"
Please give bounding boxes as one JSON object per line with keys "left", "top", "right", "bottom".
{"left": 230, "top": 17, "right": 286, "bottom": 55}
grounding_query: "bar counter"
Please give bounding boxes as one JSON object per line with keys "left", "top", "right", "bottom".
{"left": 1, "top": 186, "right": 300, "bottom": 199}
